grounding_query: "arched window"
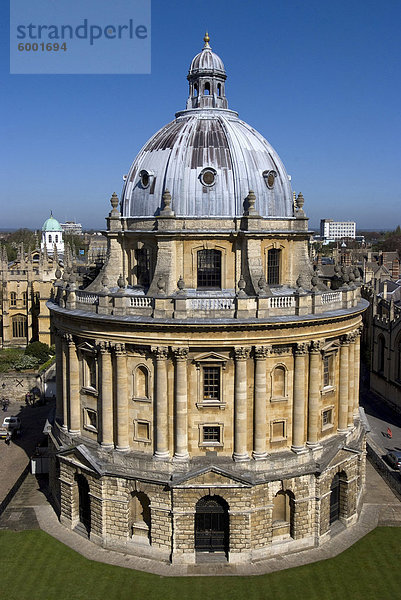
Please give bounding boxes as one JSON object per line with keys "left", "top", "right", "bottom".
{"left": 204, "top": 82, "right": 210, "bottom": 95}
{"left": 76, "top": 474, "right": 91, "bottom": 533}
{"left": 272, "top": 365, "right": 286, "bottom": 398}
{"left": 195, "top": 495, "right": 229, "bottom": 555}
{"left": 10, "top": 292, "right": 17, "bottom": 306}
{"left": 130, "top": 492, "right": 151, "bottom": 540}
{"left": 267, "top": 248, "right": 281, "bottom": 285}
{"left": 12, "top": 315, "right": 27, "bottom": 339}
{"left": 194, "top": 83, "right": 198, "bottom": 96}
{"left": 134, "top": 365, "right": 149, "bottom": 399}
{"left": 48, "top": 234, "right": 52, "bottom": 243}
{"left": 197, "top": 249, "right": 221, "bottom": 289}
{"left": 55, "top": 235, "right": 59, "bottom": 243}
{"left": 378, "top": 335, "right": 385, "bottom": 373}
{"left": 217, "top": 83, "right": 221, "bottom": 96}
{"left": 272, "top": 490, "right": 294, "bottom": 538}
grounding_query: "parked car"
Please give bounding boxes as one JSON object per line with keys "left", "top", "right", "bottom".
{"left": 385, "top": 450, "right": 401, "bottom": 470}
{"left": 1, "top": 416, "right": 21, "bottom": 436}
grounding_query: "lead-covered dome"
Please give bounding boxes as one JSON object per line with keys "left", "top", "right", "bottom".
{"left": 121, "top": 35, "right": 294, "bottom": 220}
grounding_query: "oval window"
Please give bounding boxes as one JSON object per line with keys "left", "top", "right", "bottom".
{"left": 263, "top": 170, "right": 277, "bottom": 189}
{"left": 140, "top": 170, "right": 150, "bottom": 188}
{"left": 200, "top": 168, "right": 216, "bottom": 187}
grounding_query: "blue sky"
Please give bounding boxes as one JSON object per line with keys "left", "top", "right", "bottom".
{"left": 1, "top": 0, "right": 400, "bottom": 230}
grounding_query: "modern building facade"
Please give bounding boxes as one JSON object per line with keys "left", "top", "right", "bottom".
{"left": 320, "top": 219, "right": 356, "bottom": 242}
{"left": 48, "top": 36, "right": 368, "bottom": 566}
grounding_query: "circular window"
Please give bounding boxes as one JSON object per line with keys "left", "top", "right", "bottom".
{"left": 263, "top": 170, "right": 277, "bottom": 189}
{"left": 140, "top": 170, "right": 150, "bottom": 188}
{"left": 200, "top": 168, "right": 217, "bottom": 187}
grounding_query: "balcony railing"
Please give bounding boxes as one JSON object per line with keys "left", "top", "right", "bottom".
{"left": 54, "top": 284, "right": 360, "bottom": 320}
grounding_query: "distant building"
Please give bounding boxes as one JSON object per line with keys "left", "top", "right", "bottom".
{"left": 41, "top": 212, "right": 64, "bottom": 256}
{"left": 61, "top": 221, "right": 83, "bottom": 235}
{"left": 320, "top": 219, "right": 356, "bottom": 242}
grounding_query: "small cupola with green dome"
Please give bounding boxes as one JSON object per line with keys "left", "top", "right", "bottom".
{"left": 41, "top": 211, "right": 64, "bottom": 256}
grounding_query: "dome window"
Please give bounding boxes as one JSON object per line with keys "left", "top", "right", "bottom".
{"left": 200, "top": 168, "right": 217, "bottom": 187}
{"left": 263, "top": 170, "right": 277, "bottom": 189}
{"left": 139, "top": 170, "right": 151, "bottom": 189}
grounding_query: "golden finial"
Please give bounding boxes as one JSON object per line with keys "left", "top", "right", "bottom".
{"left": 204, "top": 31, "right": 210, "bottom": 44}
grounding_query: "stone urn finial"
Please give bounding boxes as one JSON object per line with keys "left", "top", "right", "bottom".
{"left": 296, "top": 274, "right": 304, "bottom": 292}
{"left": 295, "top": 193, "right": 305, "bottom": 217}
{"left": 237, "top": 274, "right": 247, "bottom": 297}
{"left": 177, "top": 275, "right": 186, "bottom": 296}
{"left": 311, "top": 274, "right": 319, "bottom": 291}
{"left": 157, "top": 276, "right": 166, "bottom": 295}
{"left": 160, "top": 189, "right": 175, "bottom": 217}
{"left": 117, "top": 273, "right": 125, "bottom": 289}
{"left": 55, "top": 267, "right": 62, "bottom": 281}
{"left": 244, "top": 190, "right": 258, "bottom": 216}
{"left": 110, "top": 192, "right": 120, "bottom": 215}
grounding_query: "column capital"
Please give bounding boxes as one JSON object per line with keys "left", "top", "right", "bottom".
{"left": 234, "top": 346, "right": 251, "bottom": 360}
{"left": 340, "top": 333, "right": 352, "bottom": 345}
{"left": 65, "top": 333, "right": 74, "bottom": 345}
{"left": 254, "top": 345, "right": 271, "bottom": 359}
{"left": 294, "top": 342, "right": 309, "bottom": 355}
{"left": 151, "top": 345, "right": 169, "bottom": 360}
{"left": 113, "top": 342, "right": 126, "bottom": 355}
{"left": 172, "top": 347, "right": 189, "bottom": 360}
{"left": 97, "top": 340, "right": 111, "bottom": 353}
{"left": 309, "top": 340, "right": 322, "bottom": 353}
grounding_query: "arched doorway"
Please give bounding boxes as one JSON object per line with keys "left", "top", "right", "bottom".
{"left": 129, "top": 492, "right": 151, "bottom": 541}
{"left": 76, "top": 474, "right": 91, "bottom": 533}
{"left": 330, "top": 473, "right": 340, "bottom": 524}
{"left": 195, "top": 495, "right": 229, "bottom": 554}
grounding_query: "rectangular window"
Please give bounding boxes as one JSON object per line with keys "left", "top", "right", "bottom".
{"left": 22, "top": 292, "right": 27, "bottom": 306}
{"left": 197, "top": 249, "right": 221, "bottom": 289}
{"left": 322, "top": 408, "right": 333, "bottom": 428}
{"left": 12, "top": 316, "right": 27, "bottom": 338}
{"left": 203, "top": 366, "right": 220, "bottom": 401}
{"left": 267, "top": 249, "right": 280, "bottom": 285}
{"left": 84, "top": 408, "right": 98, "bottom": 432}
{"left": 135, "top": 248, "right": 150, "bottom": 287}
{"left": 271, "top": 420, "right": 286, "bottom": 441}
{"left": 134, "top": 420, "right": 151, "bottom": 442}
{"left": 199, "top": 424, "right": 223, "bottom": 446}
{"left": 10, "top": 292, "right": 17, "bottom": 307}
{"left": 323, "top": 355, "right": 330, "bottom": 387}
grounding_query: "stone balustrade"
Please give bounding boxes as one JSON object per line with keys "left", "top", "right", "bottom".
{"left": 53, "top": 283, "right": 361, "bottom": 320}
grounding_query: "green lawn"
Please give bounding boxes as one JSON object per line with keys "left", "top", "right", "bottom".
{"left": 1, "top": 527, "right": 399, "bottom": 600}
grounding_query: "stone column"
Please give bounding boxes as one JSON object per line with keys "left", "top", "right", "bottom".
{"left": 54, "top": 329, "right": 63, "bottom": 424}
{"left": 173, "top": 347, "right": 189, "bottom": 460}
{"left": 307, "top": 341, "right": 321, "bottom": 447}
{"left": 115, "top": 343, "right": 129, "bottom": 451}
{"left": 353, "top": 327, "right": 362, "bottom": 416}
{"left": 253, "top": 346, "right": 270, "bottom": 459}
{"left": 152, "top": 346, "right": 170, "bottom": 459}
{"left": 233, "top": 347, "right": 251, "bottom": 461}
{"left": 99, "top": 341, "right": 113, "bottom": 448}
{"left": 67, "top": 334, "right": 80, "bottom": 435}
{"left": 61, "top": 335, "right": 68, "bottom": 431}
{"left": 292, "top": 342, "right": 309, "bottom": 452}
{"left": 338, "top": 336, "right": 350, "bottom": 432}
{"left": 348, "top": 333, "right": 356, "bottom": 428}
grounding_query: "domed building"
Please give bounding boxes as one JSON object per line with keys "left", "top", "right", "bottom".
{"left": 48, "top": 35, "right": 368, "bottom": 567}
{"left": 41, "top": 212, "right": 64, "bottom": 256}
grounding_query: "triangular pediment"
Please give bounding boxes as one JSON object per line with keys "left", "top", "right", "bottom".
{"left": 193, "top": 352, "right": 229, "bottom": 364}
{"left": 171, "top": 466, "right": 253, "bottom": 488}
{"left": 58, "top": 444, "right": 104, "bottom": 475}
{"left": 77, "top": 341, "right": 97, "bottom": 353}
